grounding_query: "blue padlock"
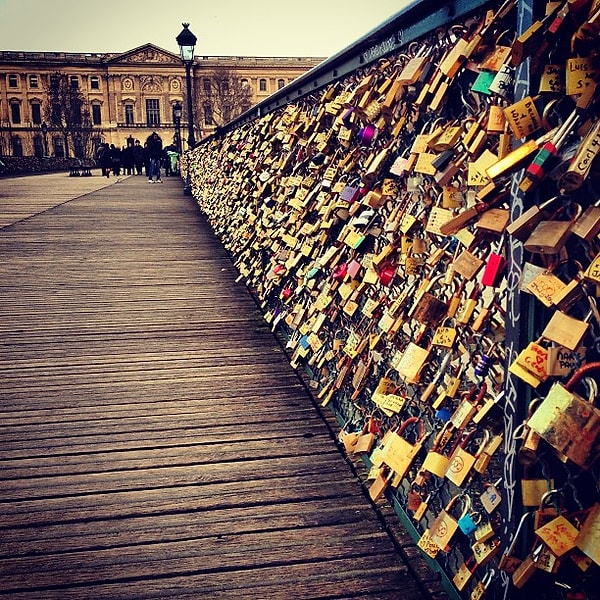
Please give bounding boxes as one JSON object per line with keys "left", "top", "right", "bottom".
{"left": 458, "top": 509, "right": 481, "bottom": 535}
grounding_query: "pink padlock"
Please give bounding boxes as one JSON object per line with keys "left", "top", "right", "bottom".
{"left": 359, "top": 124, "right": 376, "bottom": 145}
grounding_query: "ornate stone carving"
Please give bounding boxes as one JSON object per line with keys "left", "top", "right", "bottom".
{"left": 140, "top": 75, "right": 163, "bottom": 93}
{"left": 170, "top": 78, "right": 181, "bottom": 92}
{"left": 122, "top": 47, "right": 179, "bottom": 64}
{"left": 122, "top": 77, "right": 134, "bottom": 92}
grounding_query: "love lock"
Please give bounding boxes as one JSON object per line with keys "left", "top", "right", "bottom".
{"left": 527, "top": 361, "right": 600, "bottom": 469}
{"left": 429, "top": 493, "right": 471, "bottom": 551}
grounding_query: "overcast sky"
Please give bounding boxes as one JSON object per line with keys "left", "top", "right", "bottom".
{"left": 0, "top": 0, "right": 414, "bottom": 58}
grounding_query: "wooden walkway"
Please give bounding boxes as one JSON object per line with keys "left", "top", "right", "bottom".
{"left": 0, "top": 173, "right": 430, "bottom": 599}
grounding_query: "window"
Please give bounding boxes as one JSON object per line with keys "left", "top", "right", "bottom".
{"left": 203, "top": 78, "right": 211, "bottom": 93}
{"left": 92, "top": 104, "right": 102, "bottom": 125}
{"left": 259, "top": 79, "right": 267, "bottom": 92}
{"left": 72, "top": 100, "right": 82, "bottom": 125}
{"left": 70, "top": 75, "right": 79, "bottom": 89}
{"left": 33, "top": 135, "right": 44, "bottom": 157}
{"left": 53, "top": 136, "right": 65, "bottom": 158}
{"left": 223, "top": 105, "right": 232, "bottom": 122}
{"left": 8, "top": 74, "right": 18, "bottom": 88}
{"left": 29, "top": 74, "right": 39, "bottom": 88}
{"left": 124, "top": 104, "right": 134, "bottom": 125}
{"left": 221, "top": 80, "right": 229, "bottom": 93}
{"left": 31, "top": 102, "right": 42, "bottom": 125}
{"left": 90, "top": 76, "right": 100, "bottom": 90}
{"left": 50, "top": 74, "right": 59, "bottom": 89}
{"left": 11, "top": 136, "right": 23, "bottom": 157}
{"left": 203, "top": 103, "right": 214, "bottom": 126}
{"left": 52, "top": 102, "right": 61, "bottom": 125}
{"left": 241, "top": 78, "right": 249, "bottom": 88}
{"left": 73, "top": 134, "right": 84, "bottom": 158}
{"left": 277, "top": 79, "right": 285, "bottom": 89}
{"left": 146, "top": 99, "right": 160, "bottom": 126}
{"left": 10, "top": 102, "right": 21, "bottom": 124}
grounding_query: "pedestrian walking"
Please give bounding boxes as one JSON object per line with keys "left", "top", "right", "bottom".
{"left": 97, "top": 143, "right": 112, "bottom": 178}
{"left": 132, "top": 140, "right": 145, "bottom": 175}
{"left": 121, "top": 142, "right": 134, "bottom": 175}
{"left": 109, "top": 144, "right": 121, "bottom": 176}
{"left": 146, "top": 132, "right": 163, "bottom": 183}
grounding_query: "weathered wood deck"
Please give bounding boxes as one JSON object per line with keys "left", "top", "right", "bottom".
{"left": 0, "top": 173, "right": 430, "bottom": 599}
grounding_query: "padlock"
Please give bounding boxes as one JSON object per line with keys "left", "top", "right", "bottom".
{"left": 431, "top": 315, "right": 458, "bottom": 349}
{"left": 536, "top": 513, "right": 579, "bottom": 558}
{"left": 368, "top": 467, "right": 391, "bottom": 501}
{"left": 508, "top": 338, "right": 549, "bottom": 388}
{"left": 480, "top": 479, "right": 502, "bottom": 514}
{"left": 575, "top": 501, "right": 600, "bottom": 566}
{"left": 453, "top": 243, "right": 488, "bottom": 281}
{"left": 472, "top": 536, "right": 502, "bottom": 566}
{"left": 571, "top": 197, "right": 600, "bottom": 241}
{"left": 498, "top": 511, "right": 534, "bottom": 574}
{"left": 486, "top": 128, "right": 558, "bottom": 182}
{"left": 527, "top": 362, "right": 600, "bottom": 468}
{"left": 473, "top": 433, "right": 503, "bottom": 474}
{"left": 421, "top": 421, "right": 455, "bottom": 477}
{"left": 541, "top": 309, "right": 590, "bottom": 351}
{"left": 523, "top": 202, "right": 582, "bottom": 255}
{"left": 506, "top": 195, "right": 562, "bottom": 242}
{"left": 391, "top": 341, "right": 430, "bottom": 384}
{"left": 413, "top": 489, "right": 434, "bottom": 522}
{"left": 408, "top": 274, "right": 449, "bottom": 327}
{"left": 455, "top": 284, "right": 482, "bottom": 326}
{"left": 474, "top": 521, "right": 495, "bottom": 543}
{"left": 458, "top": 504, "right": 482, "bottom": 536}
{"left": 470, "top": 568, "right": 496, "bottom": 600}
{"left": 559, "top": 118, "right": 600, "bottom": 194}
{"left": 512, "top": 543, "right": 543, "bottom": 588}
{"left": 452, "top": 555, "right": 477, "bottom": 591}
{"left": 519, "top": 108, "right": 582, "bottom": 193}
{"left": 445, "top": 430, "right": 488, "bottom": 487}
{"left": 429, "top": 493, "right": 471, "bottom": 551}
{"left": 406, "top": 482, "right": 424, "bottom": 512}
{"left": 533, "top": 489, "right": 562, "bottom": 529}
{"left": 374, "top": 416, "right": 427, "bottom": 481}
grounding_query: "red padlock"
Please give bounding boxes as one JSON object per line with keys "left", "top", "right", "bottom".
{"left": 481, "top": 234, "right": 506, "bottom": 287}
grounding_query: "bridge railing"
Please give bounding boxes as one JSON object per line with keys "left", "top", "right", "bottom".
{"left": 185, "top": 1, "right": 600, "bottom": 599}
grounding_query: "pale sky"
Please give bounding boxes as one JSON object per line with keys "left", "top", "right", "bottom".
{"left": 0, "top": 0, "right": 414, "bottom": 58}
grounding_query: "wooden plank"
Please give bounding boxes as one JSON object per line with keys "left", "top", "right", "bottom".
{"left": 0, "top": 175, "right": 427, "bottom": 599}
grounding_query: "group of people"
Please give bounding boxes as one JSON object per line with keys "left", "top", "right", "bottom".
{"left": 96, "top": 132, "right": 180, "bottom": 183}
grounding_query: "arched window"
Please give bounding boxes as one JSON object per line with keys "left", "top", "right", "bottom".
{"left": 53, "top": 136, "right": 65, "bottom": 158}
{"left": 10, "top": 101, "right": 21, "bottom": 124}
{"left": 277, "top": 79, "right": 285, "bottom": 89}
{"left": 33, "top": 135, "right": 44, "bottom": 157}
{"left": 259, "top": 78, "right": 267, "bottom": 92}
{"left": 11, "top": 136, "right": 23, "bottom": 157}
{"left": 31, "top": 102, "right": 42, "bottom": 125}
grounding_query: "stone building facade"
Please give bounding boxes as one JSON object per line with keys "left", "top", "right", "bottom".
{"left": 0, "top": 44, "right": 322, "bottom": 158}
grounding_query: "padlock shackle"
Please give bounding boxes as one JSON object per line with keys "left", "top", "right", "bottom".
{"left": 565, "top": 360, "right": 600, "bottom": 390}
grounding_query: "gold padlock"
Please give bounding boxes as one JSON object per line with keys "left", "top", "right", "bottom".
{"left": 527, "top": 366, "right": 600, "bottom": 468}
{"left": 523, "top": 202, "right": 582, "bottom": 255}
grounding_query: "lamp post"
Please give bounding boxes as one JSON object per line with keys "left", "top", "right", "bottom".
{"left": 41, "top": 121, "right": 48, "bottom": 157}
{"left": 176, "top": 22, "right": 197, "bottom": 149}
{"left": 173, "top": 102, "right": 182, "bottom": 154}
{"left": 176, "top": 22, "right": 197, "bottom": 195}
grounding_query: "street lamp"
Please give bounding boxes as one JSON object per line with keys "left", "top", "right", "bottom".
{"left": 176, "top": 22, "right": 197, "bottom": 148}
{"left": 41, "top": 121, "right": 48, "bottom": 156}
{"left": 173, "top": 102, "right": 182, "bottom": 154}
{"left": 176, "top": 22, "right": 197, "bottom": 195}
